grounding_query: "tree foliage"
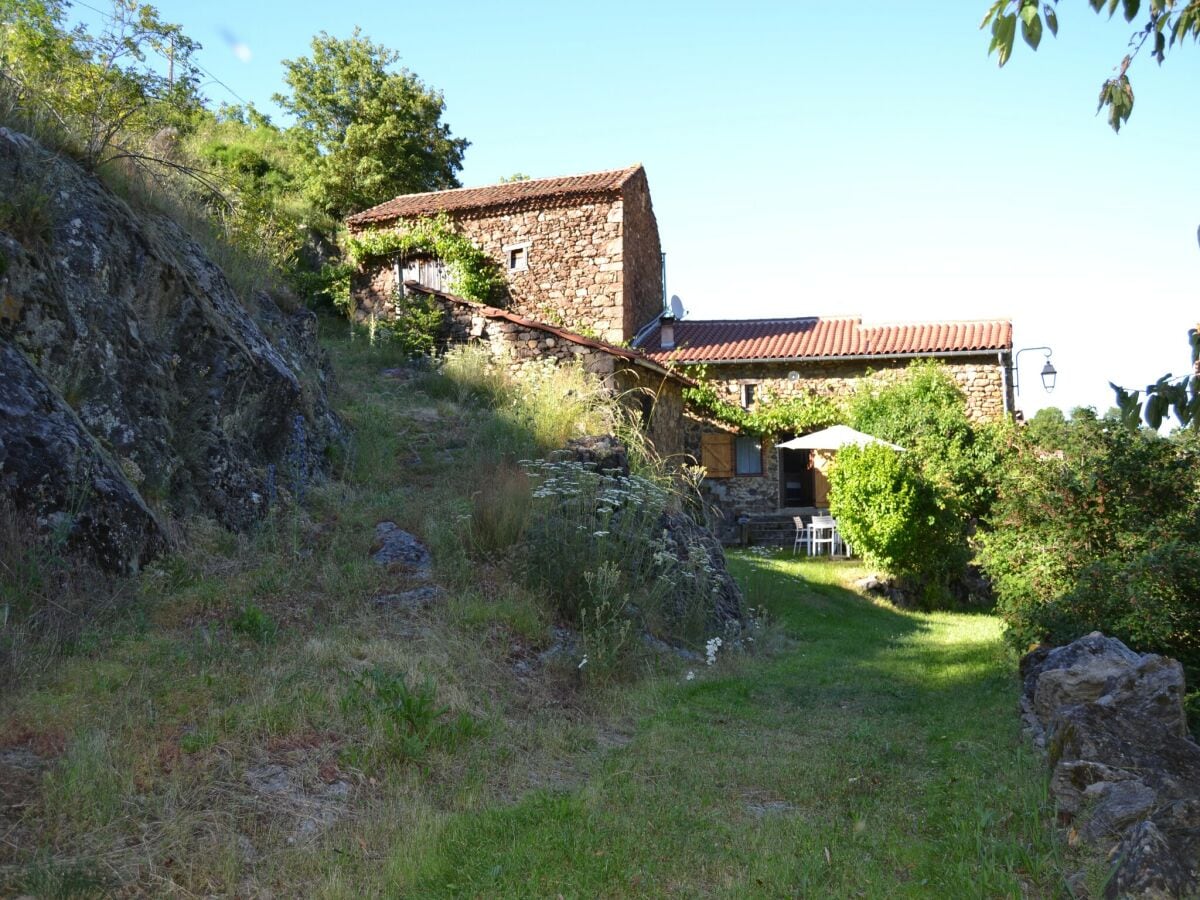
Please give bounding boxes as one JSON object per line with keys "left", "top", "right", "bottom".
{"left": 274, "top": 28, "right": 468, "bottom": 218}
{"left": 1, "top": 0, "right": 204, "bottom": 166}
{"left": 828, "top": 362, "right": 1015, "bottom": 603}
{"left": 829, "top": 444, "right": 967, "bottom": 599}
{"left": 979, "top": 409, "right": 1200, "bottom": 670}
{"left": 1112, "top": 328, "right": 1200, "bottom": 431}
{"left": 981, "top": 0, "right": 1200, "bottom": 131}
{"left": 848, "top": 361, "right": 1012, "bottom": 521}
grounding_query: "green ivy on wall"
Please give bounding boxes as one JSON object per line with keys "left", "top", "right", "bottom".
{"left": 681, "top": 365, "right": 843, "bottom": 437}
{"left": 347, "top": 213, "right": 506, "bottom": 305}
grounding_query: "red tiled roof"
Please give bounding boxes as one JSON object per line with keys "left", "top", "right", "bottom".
{"left": 638, "top": 317, "right": 1012, "bottom": 364}
{"left": 346, "top": 166, "right": 643, "bottom": 226}
{"left": 402, "top": 282, "right": 693, "bottom": 386}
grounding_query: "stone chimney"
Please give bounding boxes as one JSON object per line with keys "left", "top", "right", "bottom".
{"left": 660, "top": 314, "right": 675, "bottom": 349}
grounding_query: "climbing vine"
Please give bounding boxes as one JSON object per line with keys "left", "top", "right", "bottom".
{"left": 681, "top": 365, "right": 843, "bottom": 436}
{"left": 346, "top": 213, "right": 506, "bottom": 304}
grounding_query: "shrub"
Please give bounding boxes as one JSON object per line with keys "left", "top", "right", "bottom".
{"left": 341, "top": 666, "right": 477, "bottom": 764}
{"left": 374, "top": 290, "right": 445, "bottom": 357}
{"left": 849, "top": 361, "right": 1011, "bottom": 522}
{"left": 825, "top": 361, "right": 1008, "bottom": 602}
{"left": 829, "top": 443, "right": 967, "bottom": 602}
{"left": 230, "top": 602, "right": 277, "bottom": 644}
{"left": 980, "top": 412, "right": 1200, "bottom": 671}
{"left": 522, "top": 459, "right": 733, "bottom": 645}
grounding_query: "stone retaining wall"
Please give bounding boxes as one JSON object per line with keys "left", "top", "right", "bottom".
{"left": 440, "top": 300, "right": 684, "bottom": 458}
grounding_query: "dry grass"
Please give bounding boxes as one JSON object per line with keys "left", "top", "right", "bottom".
{"left": 0, "top": 329, "right": 1078, "bottom": 897}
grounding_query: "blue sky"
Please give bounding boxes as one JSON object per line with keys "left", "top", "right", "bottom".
{"left": 77, "top": 1, "right": 1200, "bottom": 417}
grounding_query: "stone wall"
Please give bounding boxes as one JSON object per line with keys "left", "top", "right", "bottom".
{"left": 681, "top": 354, "right": 1011, "bottom": 521}
{"left": 698, "top": 355, "right": 1011, "bottom": 423}
{"left": 439, "top": 300, "right": 684, "bottom": 459}
{"left": 619, "top": 168, "right": 665, "bottom": 339}
{"left": 352, "top": 191, "right": 650, "bottom": 344}
{"left": 351, "top": 263, "right": 399, "bottom": 322}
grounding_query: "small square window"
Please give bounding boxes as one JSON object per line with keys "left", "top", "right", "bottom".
{"left": 507, "top": 245, "right": 528, "bottom": 271}
{"left": 741, "top": 383, "right": 757, "bottom": 409}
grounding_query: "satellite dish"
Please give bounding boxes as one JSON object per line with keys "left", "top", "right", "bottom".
{"left": 669, "top": 294, "right": 686, "bottom": 320}
{"left": 788, "top": 371, "right": 801, "bottom": 382}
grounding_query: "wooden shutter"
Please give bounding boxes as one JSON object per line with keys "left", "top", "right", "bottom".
{"left": 701, "top": 432, "right": 734, "bottom": 478}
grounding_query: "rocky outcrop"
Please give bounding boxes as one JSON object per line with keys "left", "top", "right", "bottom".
{"left": 0, "top": 127, "right": 340, "bottom": 569}
{"left": 1021, "top": 633, "right": 1199, "bottom": 897}
{"left": 655, "top": 509, "right": 744, "bottom": 625}
{"left": 563, "top": 434, "right": 630, "bottom": 477}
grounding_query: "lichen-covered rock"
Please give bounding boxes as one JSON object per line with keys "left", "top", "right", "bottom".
{"left": 655, "top": 509, "right": 744, "bottom": 625}
{"left": 563, "top": 434, "right": 630, "bottom": 477}
{"left": 0, "top": 342, "right": 166, "bottom": 571}
{"left": 1021, "top": 632, "right": 1200, "bottom": 897}
{"left": 0, "top": 127, "right": 341, "bottom": 567}
{"left": 370, "top": 522, "right": 432, "bottom": 575}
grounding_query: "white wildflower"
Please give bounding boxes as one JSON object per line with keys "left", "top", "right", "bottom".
{"left": 578, "top": 655, "right": 589, "bottom": 670}
{"left": 685, "top": 670, "right": 696, "bottom": 681}
{"left": 705, "top": 636, "right": 723, "bottom": 667}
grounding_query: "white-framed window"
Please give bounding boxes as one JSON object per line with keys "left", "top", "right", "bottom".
{"left": 735, "top": 435, "right": 763, "bottom": 476}
{"left": 741, "top": 383, "right": 757, "bottom": 409}
{"left": 504, "top": 242, "right": 530, "bottom": 272}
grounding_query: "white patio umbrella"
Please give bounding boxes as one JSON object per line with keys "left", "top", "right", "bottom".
{"left": 775, "top": 425, "right": 904, "bottom": 452}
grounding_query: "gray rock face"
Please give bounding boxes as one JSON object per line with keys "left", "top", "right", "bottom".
{"left": 370, "top": 522, "right": 432, "bottom": 575}
{"left": 0, "top": 127, "right": 341, "bottom": 567}
{"left": 562, "top": 434, "right": 630, "bottom": 477}
{"left": 0, "top": 343, "right": 166, "bottom": 571}
{"left": 1021, "top": 632, "right": 1199, "bottom": 897}
{"left": 655, "top": 509, "right": 745, "bottom": 625}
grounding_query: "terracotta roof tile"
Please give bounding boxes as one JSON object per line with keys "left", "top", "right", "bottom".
{"left": 402, "top": 282, "right": 693, "bottom": 386}
{"left": 346, "top": 166, "right": 643, "bottom": 226}
{"left": 638, "top": 317, "right": 1012, "bottom": 364}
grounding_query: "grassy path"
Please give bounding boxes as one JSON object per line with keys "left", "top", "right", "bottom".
{"left": 1, "top": 336, "right": 1071, "bottom": 897}
{"left": 388, "top": 555, "right": 1068, "bottom": 898}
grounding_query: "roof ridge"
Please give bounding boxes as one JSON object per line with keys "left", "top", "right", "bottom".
{"left": 677, "top": 316, "right": 853, "bottom": 325}
{"left": 347, "top": 164, "right": 642, "bottom": 223}
{"left": 861, "top": 317, "right": 1011, "bottom": 327}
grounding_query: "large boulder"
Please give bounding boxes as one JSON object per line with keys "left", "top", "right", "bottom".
{"left": 1021, "top": 633, "right": 1199, "bottom": 897}
{"left": 0, "top": 127, "right": 341, "bottom": 568}
{"left": 655, "top": 509, "right": 744, "bottom": 625}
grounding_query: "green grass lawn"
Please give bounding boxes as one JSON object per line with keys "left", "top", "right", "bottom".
{"left": 1, "top": 331, "right": 1073, "bottom": 897}
{"left": 383, "top": 554, "right": 1070, "bottom": 899}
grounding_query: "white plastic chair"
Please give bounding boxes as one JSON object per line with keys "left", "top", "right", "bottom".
{"left": 792, "top": 516, "right": 810, "bottom": 555}
{"left": 810, "top": 515, "right": 837, "bottom": 556}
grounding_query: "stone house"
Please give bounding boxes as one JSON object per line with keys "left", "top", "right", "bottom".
{"left": 636, "top": 316, "right": 1014, "bottom": 526}
{"left": 345, "top": 165, "right": 663, "bottom": 345}
{"left": 345, "top": 167, "right": 1016, "bottom": 527}
{"left": 345, "top": 166, "right": 686, "bottom": 458}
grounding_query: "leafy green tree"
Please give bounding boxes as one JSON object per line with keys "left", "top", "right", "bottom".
{"left": 981, "top": 0, "right": 1200, "bottom": 131}
{"left": 979, "top": 410, "right": 1200, "bottom": 668}
{"left": 0, "top": 0, "right": 204, "bottom": 167}
{"left": 1024, "top": 406, "right": 1070, "bottom": 447}
{"left": 829, "top": 444, "right": 967, "bottom": 602}
{"left": 1112, "top": 328, "right": 1200, "bottom": 430}
{"left": 274, "top": 28, "right": 468, "bottom": 218}
{"left": 848, "top": 361, "right": 1011, "bottom": 521}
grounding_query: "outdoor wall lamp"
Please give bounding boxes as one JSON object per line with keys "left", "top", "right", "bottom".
{"left": 1012, "top": 346, "right": 1057, "bottom": 395}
